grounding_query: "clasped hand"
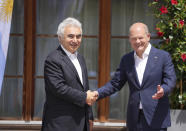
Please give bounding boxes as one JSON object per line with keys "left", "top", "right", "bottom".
{"left": 86, "top": 90, "right": 98, "bottom": 106}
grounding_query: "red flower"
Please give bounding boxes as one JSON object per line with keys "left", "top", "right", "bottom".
{"left": 154, "top": 0, "right": 158, "bottom": 2}
{"left": 160, "top": 6, "right": 168, "bottom": 14}
{"left": 181, "top": 53, "right": 186, "bottom": 62}
{"left": 171, "top": 0, "right": 178, "bottom": 5}
{"left": 157, "top": 31, "right": 164, "bottom": 37}
{"left": 179, "top": 20, "right": 184, "bottom": 28}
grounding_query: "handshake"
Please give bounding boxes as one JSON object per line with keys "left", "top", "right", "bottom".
{"left": 86, "top": 90, "right": 99, "bottom": 106}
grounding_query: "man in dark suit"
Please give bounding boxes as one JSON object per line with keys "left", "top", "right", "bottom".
{"left": 41, "top": 17, "right": 97, "bottom": 131}
{"left": 93, "top": 23, "right": 176, "bottom": 131}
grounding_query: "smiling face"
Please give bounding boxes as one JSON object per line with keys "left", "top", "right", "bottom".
{"left": 129, "top": 23, "right": 150, "bottom": 57}
{"left": 59, "top": 25, "right": 82, "bottom": 54}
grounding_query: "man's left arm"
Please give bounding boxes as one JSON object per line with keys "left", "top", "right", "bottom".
{"left": 161, "top": 53, "right": 177, "bottom": 95}
{"left": 153, "top": 53, "right": 177, "bottom": 99}
{"left": 81, "top": 56, "right": 94, "bottom": 131}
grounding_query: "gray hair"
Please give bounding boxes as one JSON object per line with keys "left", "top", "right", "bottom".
{"left": 129, "top": 22, "right": 150, "bottom": 35}
{"left": 57, "top": 17, "right": 82, "bottom": 38}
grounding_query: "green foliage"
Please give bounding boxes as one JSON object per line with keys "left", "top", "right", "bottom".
{"left": 149, "top": 0, "right": 186, "bottom": 109}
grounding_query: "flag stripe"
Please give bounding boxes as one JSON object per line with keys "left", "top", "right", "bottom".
{"left": 0, "top": 0, "right": 14, "bottom": 94}
{"left": 0, "top": 33, "right": 6, "bottom": 94}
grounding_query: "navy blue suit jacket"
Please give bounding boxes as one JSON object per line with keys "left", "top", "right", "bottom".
{"left": 98, "top": 45, "right": 176, "bottom": 129}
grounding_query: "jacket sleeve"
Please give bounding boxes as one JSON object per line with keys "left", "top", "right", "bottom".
{"left": 161, "top": 52, "right": 177, "bottom": 95}
{"left": 44, "top": 56, "right": 87, "bottom": 107}
{"left": 98, "top": 56, "right": 127, "bottom": 99}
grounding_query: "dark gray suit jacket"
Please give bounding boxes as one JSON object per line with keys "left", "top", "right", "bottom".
{"left": 42, "top": 46, "right": 93, "bottom": 131}
{"left": 98, "top": 46, "right": 176, "bottom": 129}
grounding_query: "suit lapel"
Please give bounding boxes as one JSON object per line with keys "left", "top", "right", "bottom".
{"left": 141, "top": 47, "right": 157, "bottom": 87}
{"left": 129, "top": 52, "right": 141, "bottom": 89}
{"left": 77, "top": 54, "right": 86, "bottom": 88}
{"left": 64, "top": 55, "right": 82, "bottom": 83}
{"left": 58, "top": 46, "right": 83, "bottom": 87}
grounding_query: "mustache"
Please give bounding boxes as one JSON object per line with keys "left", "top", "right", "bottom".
{"left": 70, "top": 42, "right": 78, "bottom": 46}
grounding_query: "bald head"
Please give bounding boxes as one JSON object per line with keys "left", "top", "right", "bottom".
{"left": 129, "top": 23, "right": 149, "bottom": 36}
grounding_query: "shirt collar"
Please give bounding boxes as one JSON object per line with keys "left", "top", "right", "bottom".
{"left": 61, "top": 44, "right": 78, "bottom": 58}
{"left": 134, "top": 43, "right": 151, "bottom": 59}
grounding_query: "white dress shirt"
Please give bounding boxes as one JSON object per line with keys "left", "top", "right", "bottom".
{"left": 134, "top": 43, "right": 151, "bottom": 109}
{"left": 61, "top": 45, "right": 83, "bottom": 84}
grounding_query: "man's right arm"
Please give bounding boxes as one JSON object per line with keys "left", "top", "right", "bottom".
{"left": 97, "top": 58, "right": 127, "bottom": 99}
{"left": 44, "top": 56, "right": 92, "bottom": 107}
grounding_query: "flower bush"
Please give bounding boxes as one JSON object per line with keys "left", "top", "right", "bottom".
{"left": 149, "top": 0, "right": 186, "bottom": 109}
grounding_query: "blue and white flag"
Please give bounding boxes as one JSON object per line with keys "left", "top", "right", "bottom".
{"left": 0, "top": 0, "right": 14, "bottom": 94}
